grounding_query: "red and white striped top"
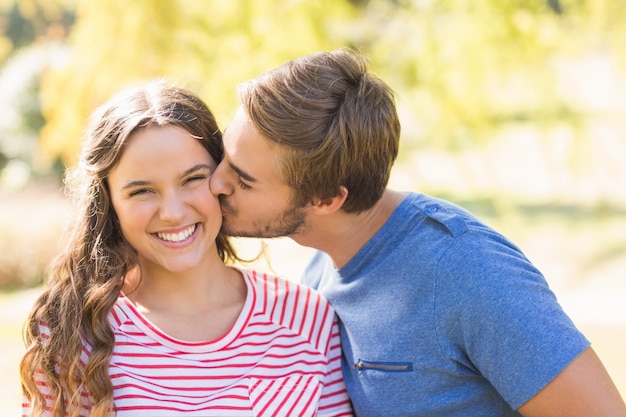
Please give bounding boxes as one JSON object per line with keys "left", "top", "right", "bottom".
{"left": 23, "top": 270, "right": 353, "bottom": 416}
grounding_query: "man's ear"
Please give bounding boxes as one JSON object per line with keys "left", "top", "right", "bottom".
{"left": 308, "top": 186, "right": 348, "bottom": 215}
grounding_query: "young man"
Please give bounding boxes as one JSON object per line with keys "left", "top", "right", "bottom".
{"left": 209, "top": 49, "right": 626, "bottom": 416}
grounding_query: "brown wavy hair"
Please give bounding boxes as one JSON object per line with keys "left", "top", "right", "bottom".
{"left": 20, "top": 80, "right": 238, "bottom": 417}
{"left": 238, "top": 48, "right": 401, "bottom": 213}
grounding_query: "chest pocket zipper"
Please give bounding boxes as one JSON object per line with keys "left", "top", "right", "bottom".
{"left": 354, "top": 359, "right": 413, "bottom": 372}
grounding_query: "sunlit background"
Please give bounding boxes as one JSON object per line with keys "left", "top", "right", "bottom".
{"left": 1, "top": 0, "right": 625, "bottom": 415}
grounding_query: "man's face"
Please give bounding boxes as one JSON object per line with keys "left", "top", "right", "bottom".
{"left": 210, "top": 106, "right": 308, "bottom": 238}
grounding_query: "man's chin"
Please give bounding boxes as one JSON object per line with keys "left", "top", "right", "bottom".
{"left": 220, "top": 224, "right": 257, "bottom": 239}
{"left": 220, "top": 225, "right": 287, "bottom": 239}
{"left": 219, "top": 212, "right": 306, "bottom": 239}
{"left": 220, "top": 224, "right": 243, "bottom": 238}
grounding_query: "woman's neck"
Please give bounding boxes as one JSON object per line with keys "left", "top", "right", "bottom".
{"left": 122, "top": 262, "right": 247, "bottom": 341}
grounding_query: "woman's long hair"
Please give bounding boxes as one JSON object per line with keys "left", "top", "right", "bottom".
{"left": 20, "top": 80, "right": 237, "bottom": 417}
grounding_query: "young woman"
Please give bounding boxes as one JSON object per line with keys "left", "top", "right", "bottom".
{"left": 20, "top": 80, "right": 352, "bottom": 417}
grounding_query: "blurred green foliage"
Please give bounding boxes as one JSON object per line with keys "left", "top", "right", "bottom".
{"left": 0, "top": 0, "right": 625, "bottom": 177}
{"left": 37, "top": 0, "right": 357, "bottom": 166}
{"left": 0, "top": 0, "right": 73, "bottom": 60}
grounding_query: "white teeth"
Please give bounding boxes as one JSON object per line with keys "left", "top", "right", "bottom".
{"left": 157, "top": 224, "right": 196, "bottom": 242}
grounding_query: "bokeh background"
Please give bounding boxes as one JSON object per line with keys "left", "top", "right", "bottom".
{"left": 1, "top": 0, "right": 625, "bottom": 415}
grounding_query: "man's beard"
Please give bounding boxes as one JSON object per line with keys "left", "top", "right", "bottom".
{"left": 219, "top": 196, "right": 307, "bottom": 238}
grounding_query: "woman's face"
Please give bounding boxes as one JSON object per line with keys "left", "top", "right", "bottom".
{"left": 108, "top": 125, "right": 222, "bottom": 274}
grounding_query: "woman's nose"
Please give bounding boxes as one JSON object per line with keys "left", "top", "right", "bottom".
{"left": 159, "top": 192, "right": 186, "bottom": 221}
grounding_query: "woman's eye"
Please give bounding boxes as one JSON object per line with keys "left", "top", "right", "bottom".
{"left": 185, "top": 175, "right": 208, "bottom": 185}
{"left": 128, "top": 188, "right": 152, "bottom": 197}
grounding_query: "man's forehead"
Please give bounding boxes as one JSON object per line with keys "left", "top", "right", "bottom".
{"left": 222, "top": 108, "right": 286, "bottom": 185}
{"left": 223, "top": 106, "right": 250, "bottom": 136}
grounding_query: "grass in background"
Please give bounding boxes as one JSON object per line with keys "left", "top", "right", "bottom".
{"left": 0, "top": 183, "right": 68, "bottom": 289}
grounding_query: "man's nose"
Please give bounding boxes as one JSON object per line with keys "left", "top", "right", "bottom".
{"left": 209, "top": 162, "right": 232, "bottom": 196}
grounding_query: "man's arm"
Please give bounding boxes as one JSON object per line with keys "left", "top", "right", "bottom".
{"left": 518, "top": 347, "right": 626, "bottom": 417}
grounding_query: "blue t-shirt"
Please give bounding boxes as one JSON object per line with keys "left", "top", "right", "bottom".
{"left": 302, "top": 193, "right": 589, "bottom": 417}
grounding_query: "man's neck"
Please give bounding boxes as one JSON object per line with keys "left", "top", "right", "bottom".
{"left": 293, "top": 189, "right": 407, "bottom": 269}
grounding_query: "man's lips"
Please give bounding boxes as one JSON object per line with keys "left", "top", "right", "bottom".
{"left": 218, "top": 196, "right": 234, "bottom": 215}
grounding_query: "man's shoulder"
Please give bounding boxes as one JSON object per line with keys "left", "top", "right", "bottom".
{"left": 301, "top": 251, "right": 334, "bottom": 290}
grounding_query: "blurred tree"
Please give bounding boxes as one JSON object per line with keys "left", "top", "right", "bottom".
{"left": 349, "top": 0, "right": 626, "bottom": 151}
{"left": 38, "top": 0, "right": 357, "bottom": 167}
{"left": 12, "top": 0, "right": 626, "bottom": 178}
{"left": 0, "top": 0, "right": 75, "bottom": 61}
{"left": 0, "top": 0, "right": 74, "bottom": 184}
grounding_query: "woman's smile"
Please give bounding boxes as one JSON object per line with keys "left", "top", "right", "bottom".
{"left": 155, "top": 223, "right": 198, "bottom": 243}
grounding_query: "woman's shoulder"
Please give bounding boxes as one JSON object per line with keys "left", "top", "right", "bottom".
{"left": 107, "top": 294, "right": 134, "bottom": 331}
{"left": 241, "top": 269, "right": 334, "bottom": 324}
{"left": 242, "top": 268, "right": 328, "bottom": 302}
{"left": 241, "top": 269, "right": 336, "bottom": 351}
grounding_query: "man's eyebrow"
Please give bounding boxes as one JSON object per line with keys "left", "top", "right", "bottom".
{"left": 228, "top": 161, "right": 257, "bottom": 183}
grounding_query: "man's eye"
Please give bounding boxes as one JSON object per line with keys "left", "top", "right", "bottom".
{"left": 236, "top": 176, "right": 251, "bottom": 190}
